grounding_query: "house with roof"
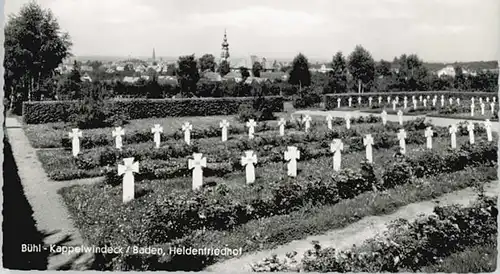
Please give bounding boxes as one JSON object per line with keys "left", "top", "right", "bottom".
{"left": 202, "top": 71, "right": 222, "bottom": 82}
{"left": 158, "top": 75, "right": 179, "bottom": 85}
{"left": 437, "top": 65, "right": 456, "bottom": 77}
{"left": 222, "top": 71, "right": 243, "bottom": 83}
{"left": 123, "top": 76, "right": 140, "bottom": 83}
{"left": 80, "top": 65, "right": 94, "bottom": 72}
{"left": 80, "top": 73, "right": 92, "bottom": 82}
{"left": 260, "top": 71, "right": 288, "bottom": 82}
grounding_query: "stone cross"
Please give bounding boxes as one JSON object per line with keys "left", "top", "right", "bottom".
{"left": 493, "top": 97, "right": 496, "bottom": 103}
{"left": 403, "top": 97, "right": 408, "bottom": 109}
{"left": 395, "top": 96, "right": 399, "bottom": 103}
{"left": 345, "top": 113, "right": 351, "bottom": 129}
{"left": 425, "top": 127, "right": 433, "bottom": 149}
{"left": 68, "top": 128, "right": 82, "bottom": 157}
{"left": 337, "top": 98, "right": 341, "bottom": 108}
{"left": 246, "top": 119, "right": 257, "bottom": 139}
{"left": 151, "top": 124, "right": 163, "bottom": 148}
{"left": 392, "top": 100, "right": 397, "bottom": 111}
{"left": 419, "top": 95, "right": 423, "bottom": 102}
{"left": 480, "top": 102, "right": 485, "bottom": 115}
{"left": 479, "top": 97, "right": 483, "bottom": 105}
{"left": 241, "top": 150, "right": 257, "bottom": 184}
{"left": 188, "top": 153, "right": 207, "bottom": 191}
{"left": 378, "top": 96, "right": 382, "bottom": 105}
{"left": 485, "top": 119, "right": 492, "bottom": 142}
{"left": 449, "top": 124, "right": 457, "bottom": 149}
{"left": 397, "top": 110, "right": 404, "bottom": 126}
{"left": 440, "top": 95, "right": 444, "bottom": 107}
{"left": 363, "top": 134, "right": 374, "bottom": 163}
{"left": 423, "top": 98, "right": 427, "bottom": 107}
{"left": 278, "top": 118, "right": 286, "bottom": 136}
{"left": 456, "top": 98, "right": 460, "bottom": 105}
{"left": 284, "top": 146, "right": 300, "bottom": 177}
{"left": 368, "top": 97, "right": 373, "bottom": 107}
{"left": 412, "top": 95, "right": 416, "bottom": 103}
{"left": 357, "top": 96, "right": 362, "bottom": 106}
{"left": 326, "top": 115, "right": 333, "bottom": 130}
{"left": 427, "top": 95, "right": 430, "bottom": 101}
{"left": 448, "top": 97, "right": 453, "bottom": 105}
{"left": 219, "top": 120, "right": 230, "bottom": 142}
{"left": 397, "top": 129, "right": 407, "bottom": 155}
{"left": 118, "top": 157, "right": 139, "bottom": 203}
{"left": 381, "top": 110, "right": 388, "bottom": 125}
{"left": 387, "top": 96, "right": 391, "bottom": 104}
{"left": 348, "top": 97, "right": 353, "bottom": 107}
{"left": 486, "top": 97, "right": 490, "bottom": 103}
{"left": 303, "top": 115, "right": 312, "bottom": 133}
{"left": 432, "top": 97, "right": 437, "bottom": 107}
{"left": 470, "top": 103, "right": 475, "bottom": 117}
{"left": 467, "top": 122, "right": 475, "bottom": 144}
{"left": 182, "top": 122, "right": 193, "bottom": 145}
{"left": 330, "top": 139, "right": 343, "bottom": 171}
{"left": 491, "top": 102, "right": 495, "bottom": 114}
{"left": 471, "top": 97, "right": 475, "bottom": 105}
{"left": 112, "top": 127, "right": 125, "bottom": 150}
{"left": 412, "top": 100, "right": 417, "bottom": 110}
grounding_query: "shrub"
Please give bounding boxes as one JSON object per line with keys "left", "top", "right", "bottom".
{"left": 381, "top": 157, "right": 413, "bottom": 189}
{"left": 334, "top": 168, "right": 373, "bottom": 199}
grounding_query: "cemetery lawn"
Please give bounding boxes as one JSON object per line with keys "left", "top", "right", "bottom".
{"left": 59, "top": 165, "right": 497, "bottom": 270}
{"left": 428, "top": 112, "right": 498, "bottom": 121}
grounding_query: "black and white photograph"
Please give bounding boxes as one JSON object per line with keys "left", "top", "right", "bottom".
{"left": 2, "top": 0, "right": 499, "bottom": 272}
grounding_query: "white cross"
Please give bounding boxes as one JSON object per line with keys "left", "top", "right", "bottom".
{"left": 448, "top": 97, "right": 453, "bottom": 105}
{"left": 326, "top": 115, "right": 333, "bottom": 130}
{"left": 403, "top": 97, "right": 408, "bottom": 109}
{"left": 480, "top": 102, "right": 485, "bottom": 115}
{"left": 412, "top": 95, "right": 416, "bottom": 102}
{"left": 479, "top": 97, "right": 483, "bottom": 104}
{"left": 432, "top": 97, "right": 437, "bottom": 107}
{"left": 427, "top": 95, "right": 430, "bottom": 100}
{"left": 363, "top": 134, "right": 374, "bottom": 163}
{"left": 345, "top": 113, "right": 351, "bottom": 129}
{"left": 68, "top": 128, "right": 82, "bottom": 157}
{"left": 348, "top": 97, "right": 352, "bottom": 107}
{"left": 303, "top": 115, "right": 312, "bottom": 133}
{"left": 470, "top": 103, "right": 475, "bottom": 117}
{"left": 220, "top": 119, "right": 230, "bottom": 142}
{"left": 456, "top": 98, "right": 460, "bottom": 105}
{"left": 246, "top": 119, "right": 257, "bottom": 139}
{"left": 412, "top": 100, "right": 417, "bottom": 110}
{"left": 112, "top": 127, "right": 125, "bottom": 149}
{"left": 284, "top": 146, "right": 300, "bottom": 177}
{"left": 188, "top": 153, "right": 207, "bottom": 191}
{"left": 378, "top": 96, "right": 382, "bottom": 105}
{"left": 440, "top": 96, "right": 444, "bottom": 107}
{"left": 397, "top": 110, "right": 404, "bottom": 125}
{"left": 392, "top": 100, "right": 397, "bottom": 111}
{"left": 357, "top": 96, "right": 362, "bottom": 106}
{"left": 337, "top": 98, "right": 341, "bottom": 108}
{"left": 277, "top": 118, "right": 286, "bottom": 136}
{"left": 467, "top": 122, "right": 475, "bottom": 144}
{"left": 424, "top": 127, "right": 433, "bottom": 149}
{"left": 381, "top": 110, "right": 388, "bottom": 125}
{"left": 491, "top": 102, "right": 495, "bottom": 114}
{"left": 449, "top": 124, "right": 457, "bottom": 149}
{"left": 486, "top": 97, "right": 490, "bottom": 103}
{"left": 330, "top": 139, "right": 343, "bottom": 171}
{"left": 395, "top": 96, "right": 399, "bottom": 103}
{"left": 471, "top": 97, "right": 475, "bottom": 105}
{"left": 419, "top": 95, "right": 423, "bottom": 102}
{"left": 484, "top": 119, "right": 492, "bottom": 142}
{"left": 423, "top": 98, "right": 427, "bottom": 107}
{"left": 397, "top": 129, "right": 407, "bottom": 155}
{"left": 493, "top": 97, "right": 496, "bottom": 103}
{"left": 368, "top": 97, "right": 373, "bottom": 107}
{"left": 387, "top": 96, "right": 391, "bottom": 104}
{"left": 241, "top": 150, "right": 257, "bottom": 184}
{"left": 118, "top": 157, "right": 139, "bottom": 203}
{"left": 182, "top": 122, "right": 193, "bottom": 145}
{"left": 151, "top": 124, "right": 163, "bottom": 148}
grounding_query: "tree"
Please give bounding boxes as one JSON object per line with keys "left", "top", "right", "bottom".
{"left": 199, "top": 54, "right": 216, "bottom": 72}
{"left": 4, "top": 2, "right": 72, "bottom": 108}
{"left": 376, "top": 60, "right": 392, "bottom": 77}
{"left": 240, "top": 67, "right": 250, "bottom": 79}
{"left": 325, "top": 52, "right": 348, "bottom": 93}
{"left": 288, "top": 53, "right": 311, "bottom": 88}
{"left": 252, "top": 62, "right": 263, "bottom": 77}
{"left": 218, "top": 60, "right": 230, "bottom": 76}
{"left": 347, "top": 45, "right": 375, "bottom": 93}
{"left": 176, "top": 54, "right": 200, "bottom": 96}
{"left": 454, "top": 65, "right": 466, "bottom": 90}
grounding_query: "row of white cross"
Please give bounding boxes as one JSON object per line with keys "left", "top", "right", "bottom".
{"left": 338, "top": 95, "right": 497, "bottom": 109}
{"left": 114, "top": 119, "right": 493, "bottom": 203}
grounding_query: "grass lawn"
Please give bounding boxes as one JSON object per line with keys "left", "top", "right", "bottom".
{"left": 428, "top": 112, "right": 498, "bottom": 121}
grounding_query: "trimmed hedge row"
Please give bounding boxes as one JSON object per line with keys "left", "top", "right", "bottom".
{"left": 324, "top": 91, "right": 498, "bottom": 110}
{"left": 23, "top": 96, "right": 285, "bottom": 124}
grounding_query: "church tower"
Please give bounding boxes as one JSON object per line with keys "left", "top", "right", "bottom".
{"left": 152, "top": 48, "right": 156, "bottom": 62}
{"left": 220, "top": 29, "right": 230, "bottom": 62}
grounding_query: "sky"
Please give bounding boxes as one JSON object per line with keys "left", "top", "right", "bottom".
{"left": 4, "top": 0, "right": 500, "bottom": 62}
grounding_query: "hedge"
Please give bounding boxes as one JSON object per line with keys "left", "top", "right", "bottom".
{"left": 324, "top": 91, "right": 498, "bottom": 110}
{"left": 23, "top": 96, "right": 284, "bottom": 124}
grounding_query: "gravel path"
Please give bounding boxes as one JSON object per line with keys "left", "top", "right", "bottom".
{"left": 5, "top": 117, "right": 101, "bottom": 270}
{"left": 205, "top": 181, "right": 498, "bottom": 272}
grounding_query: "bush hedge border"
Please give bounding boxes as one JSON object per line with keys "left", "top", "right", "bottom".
{"left": 23, "top": 96, "right": 285, "bottom": 124}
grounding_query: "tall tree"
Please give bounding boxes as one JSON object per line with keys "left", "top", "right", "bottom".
{"left": 199, "top": 54, "right": 216, "bottom": 72}
{"left": 4, "top": 2, "right": 72, "bottom": 105}
{"left": 218, "top": 60, "right": 230, "bottom": 76}
{"left": 376, "top": 60, "right": 392, "bottom": 77}
{"left": 288, "top": 53, "right": 311, "bottom": 88}
{"left": 252, "top": 62, "right": 263, "bottom": 77}
{"left": 240, "top": 67, "right": 250, "bottom": 79}
{"left": 325, "top": 51, "right": 348, "bottom": 93}
{"left": 177, "top": 55, "right": 200, "bottom": 97}
{"left": 347, "top": 45, "right": 375, "bottom": 93}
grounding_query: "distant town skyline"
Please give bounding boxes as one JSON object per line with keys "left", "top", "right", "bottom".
{"left": 5, "top": 0, "right": 499, "bottom": 63}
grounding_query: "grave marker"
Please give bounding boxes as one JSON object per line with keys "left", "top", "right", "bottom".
{"left": 303, "top": 115, "right": 312, "bottom": 133}
{"left": 284, "top": 146, "right": 300, "bottom": 177}
{"left": 330, "top": 139, "right": 343, "bottom": 171}
{"left": 337, "top": 98, "right": 341, "bottom": 108}
{"left": 471, "top": 103, "right": 475, "bottom": 117}
{"left": 381, "top": 110, "right": 388, "bottom": 125}
{"left": 419, "top": 95, "right": 423, "bottom": 102}
{"left": 345, "top": 113, "right": 351, "bottom": 129}
{"left": 348, "top": 97, "right": 352, "bottom": 107}
{"left": 486, "top": 97, "right": 490, "bottom": 103}
{"left": 397, "top": 110, "right": 403, "bottom": 125}
{"left": 456, "top": 98, "right": 460, "bottom": 105}
{"left": 188, "top": 153, "right": 207, "bottom": 191}
{"left": 413, "top": 100, "right": 417, "bottom": 110}
{"left": 246, "top": 119, "right": 257, "bottom": 139}
{"left": 485, "top": 119, "right": 492, "bottom": 142}
{"left": 363, "top": 134, "right": 374, "bottom": 163}
{"left": 448, "top": 97, "right": 453, "bottom": 105}
{"left": 357, "top": 96, "right": 362, "bottom": 106}
{"left": 241, "top": 151, "right": 257, "bottom": 184}
{"left": 449, "top": 124, "right": 457, "bottom": 149}
{"left": 118, "top": 157, "right": 139, "bottom": 203}
{"left": 278, "top": 118, "right": 286, "bottom": 136}
{"left": 68, "top": 128, "right": 82, "bottom": 157}
{"left": 219, "top": 120, "right": 230, "bottom": 142}
{"left": 423, "top": 98, "right": 427, "bottom": 107}
{"left": 432, "top": 97, "right": 437, "bottom": 107}
{"left": 378, "top": 96, "right": 382, "bottom": 105}
{"left": 491, "top": 102, "right": 495, "bottom": 114}
{"left": 368, "top": 97, "right": 373, "bottom": 107}
{"left": 425, "top": 127, "right": 433, "bottom": 149}
{"left": 480, "top": 102, "right": 485, "bottom": 115}
{"left": 440, "top": 95, "right": 444, "bottom": 107}
{"left": 403, "top": 96, "right": 408, "bottom": 109}
{"left": 397, "top": 129, "right": 407, "bottom": 154}
{"left": 467, "top": 122, "right": 475, "bottom": 144}
{"left": 387, "top": 96, "right": 391, "bottom": 104}
{"left": 182, "top": 122, "right": 193, "bottom": 145}
{"left": 151, "top": 124, "right": 163, "bottom": 148}
{"left": 392, "top": 100, "right": 397, "bottom": 111}
{"left": 112, "top": 127, "right": 125, "bottom": 150}
{"left": 326, "top": 115, "right": 333, "bottom": 130}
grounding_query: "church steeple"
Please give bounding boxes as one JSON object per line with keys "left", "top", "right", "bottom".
{"left": 152, "top": 48, "right": 156, "bottom": 62}
{"left": 221, "top": 29, "right": 230, "bottom": 61}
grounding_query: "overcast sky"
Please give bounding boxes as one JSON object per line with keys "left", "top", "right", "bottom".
{"left": 4, "top": 0, "right": 499, "bottom": 62}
